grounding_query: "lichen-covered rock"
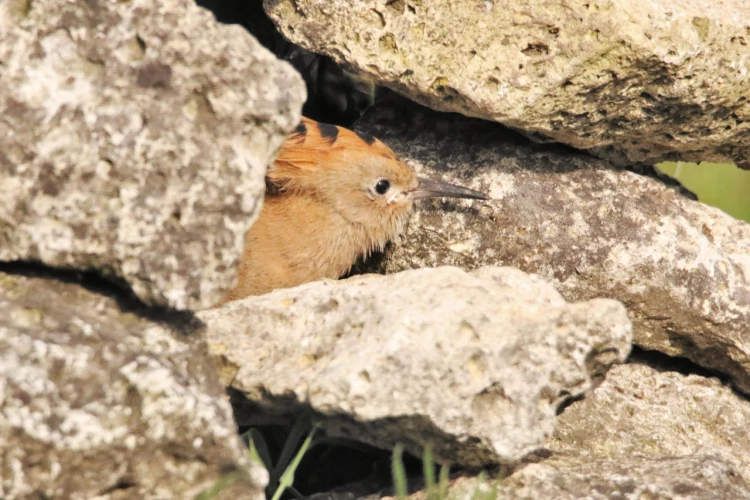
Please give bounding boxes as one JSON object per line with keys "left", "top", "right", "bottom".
{"left": 0, "top": 271, "right": 266, "bottom": 499}
{"left": 201, "top": 266, "right": 632, "bottom": 467}
{"left": 0, "top": 0, "right": 305, "bottom": 310}
{"left": 355, "top": 94, "right": 750, "bottom": 396}
{"left": 265, "top": 0, "right": 750, "bottom": 168}
{"left": 402, "top": 456, "right": 750, "bottom": 500}
{"left": 200, "top": 0, "right": 375, "bottom": 124}
{"left": 550, "top": 363, "right": 750, "bottom": 483}
{"left": 391, "top": 362, "right": 750, "bottom": 499}
{"left": 504, "top": 456, "right": 750, "bottom": 499}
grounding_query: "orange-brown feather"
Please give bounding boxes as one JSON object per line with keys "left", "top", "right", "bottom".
{"left": 268, "top": 117, "right": 397, "bottom": 192}
{"left": 219, "top": 117, "right": 416, "bottom": 304}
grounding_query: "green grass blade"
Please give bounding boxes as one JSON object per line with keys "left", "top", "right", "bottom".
{"left": 270, "top": 424, "right": 319, "bottom": 500}
{"left": 423, "top": 444, "right": 436, "bottom": 500}
{"left": 438, "top": 462, "right": 450, "bottom": 499}
{"left": 247, "top": 435, "right": 265, "bottom": 467}
{"left": 245, "top": 428, "right": 273, "bottom": 473}
{"left": 272, "top": 412, "right": 312, "bottom": 484}
{"left": 392, "top": 443, "right": 408, "bottom": 500}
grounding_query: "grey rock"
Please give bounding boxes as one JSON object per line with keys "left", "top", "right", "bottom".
{"left": 503, "top": 456, "right": 750, "bottom": 499}
{"left": 354, "top": 95, "right": 750, "bottom": 396}
{"left": 408, "top": 456, "right": 750, "bottom": 500}
{"left": 550, "top": 363, "right": 750, "bottom": 483}
{"left": 200, "top": 266, "right": 632, "bottom": 467}
{"left": 0, "top": 0, "right": 305, "bottom": 310}
{"left": 0, "top": 272, "right": 266, "bottom": 500}
{"left": 265, "top": 0, "right": 750, "bottom": 168}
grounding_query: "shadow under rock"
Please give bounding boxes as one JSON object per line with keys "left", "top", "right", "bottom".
{"left": 355, "top": 90, "right": 697, "bottom": 200}
{"left": 228, "top": 388, "right": 510, "bottom": 498}
{"left": 0, "top": 260, "right": 203, "bottom": 335}
{"left": 628, "top": 345, "right": 735, "bottom": 385}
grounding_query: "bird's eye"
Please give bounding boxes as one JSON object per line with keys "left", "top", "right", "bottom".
{"left": 375, "top": 179, "right": 390, "bottom": 195}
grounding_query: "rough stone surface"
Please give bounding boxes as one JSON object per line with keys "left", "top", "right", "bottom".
{"left": 201, "top": 266, "right": 632, "bottom": 467}
{"left": 403, "top": 456, "right": 750, "bottom": 500}
{"left": 0, "top": 271, "right": 266, "bottom": 500}
{"left": 0, "top": 0, "right": 305, "bottom": 310}
{"left": 550, "top": 362, "right": 750, "bottom": 483}
{"left": 354, "top": 94, "right": 750, "bottom": 396}
{"left": 265, "top": 0, "right": 750, "bottom": 168}
{"left": 198, "top": 0, "right": 376, "bottom": 125}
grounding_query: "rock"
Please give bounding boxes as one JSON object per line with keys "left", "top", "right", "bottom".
{"left": 405, "top": 456, "right": 750, "bottom": 500}
{"left": 502, "top": 456, "right": 750, "bottom": 499}
{"left": 353, "top": 94, "right": 750, "bottom": 396}
{"left": 0, "top": 0, "right": 305, "bottom": 310}
{"left": 264, "top": 0, "right": 750, "bottom": 168}
{"left": 0, "top": 271, "right": 266, "bottom": 499}
{"left": 550, "top": 362, "right": 750, "bottom": 483}
{"left": 389, "top": 366, "right": 750, "bottom": 500}
{"left": 197, "top": 0, "right": 375, "bottom": 125}
{"left": 200, "top": 266, "right": 632, "bottom": 467}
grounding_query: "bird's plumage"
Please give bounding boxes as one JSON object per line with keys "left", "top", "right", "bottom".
{"left": 267, "top": 117, "right": 403, "bottom": 192}
{"left": 219, "top": 117, "right": 487, "bottom": 304}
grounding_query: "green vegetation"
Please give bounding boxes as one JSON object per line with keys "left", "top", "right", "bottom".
{"left": 391, "top": 443, "right": 499, "bottom": 500}
{"left": 392, "top": 443, "right": 410, "bottom": 499}
{"left": 196, "top": 415, "right": 319, "bottom": 500}
{"left": 657, "top": 162, "right": 750, "bottom": 222}
{"left": 199, "top": 424, "right": 502, "bottom": 500}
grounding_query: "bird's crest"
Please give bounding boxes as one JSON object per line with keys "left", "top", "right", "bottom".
{"left": 267, "top": 117, "right": 398, "bottom": 193}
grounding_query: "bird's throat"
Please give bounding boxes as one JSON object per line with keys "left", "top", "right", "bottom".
{"left": 262, "top": 194, "right": 383, "bottom": 282}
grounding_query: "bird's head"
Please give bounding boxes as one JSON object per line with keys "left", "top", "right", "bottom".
{"left": 268, "top": 118, "right": 487, "bottom": 247}
{"left": 328, "top": 147, "right": 487, "bottom": 230}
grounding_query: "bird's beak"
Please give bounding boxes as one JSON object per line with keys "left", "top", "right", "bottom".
{"left": 409, "top": 176, "right": 489, "bottom": 201}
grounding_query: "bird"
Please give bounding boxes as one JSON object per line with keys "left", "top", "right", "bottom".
{"left": 219, "top": 116, "right": 488, "bottom": 304}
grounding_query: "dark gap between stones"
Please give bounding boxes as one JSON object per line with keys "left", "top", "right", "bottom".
{"left": 0, "top": 260, "right": 203, "bottom": 335}
{"left": 229, "top": 389, "right": 500, "bottom": 498}
{"left": 624, "top": 163, "right": 698, "bottom": 200}
{"left": 629, "top": 346, "right": 750, "bottom": 404}
{"left": 628, "top": 345, "right": 734, "bottom": 386}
